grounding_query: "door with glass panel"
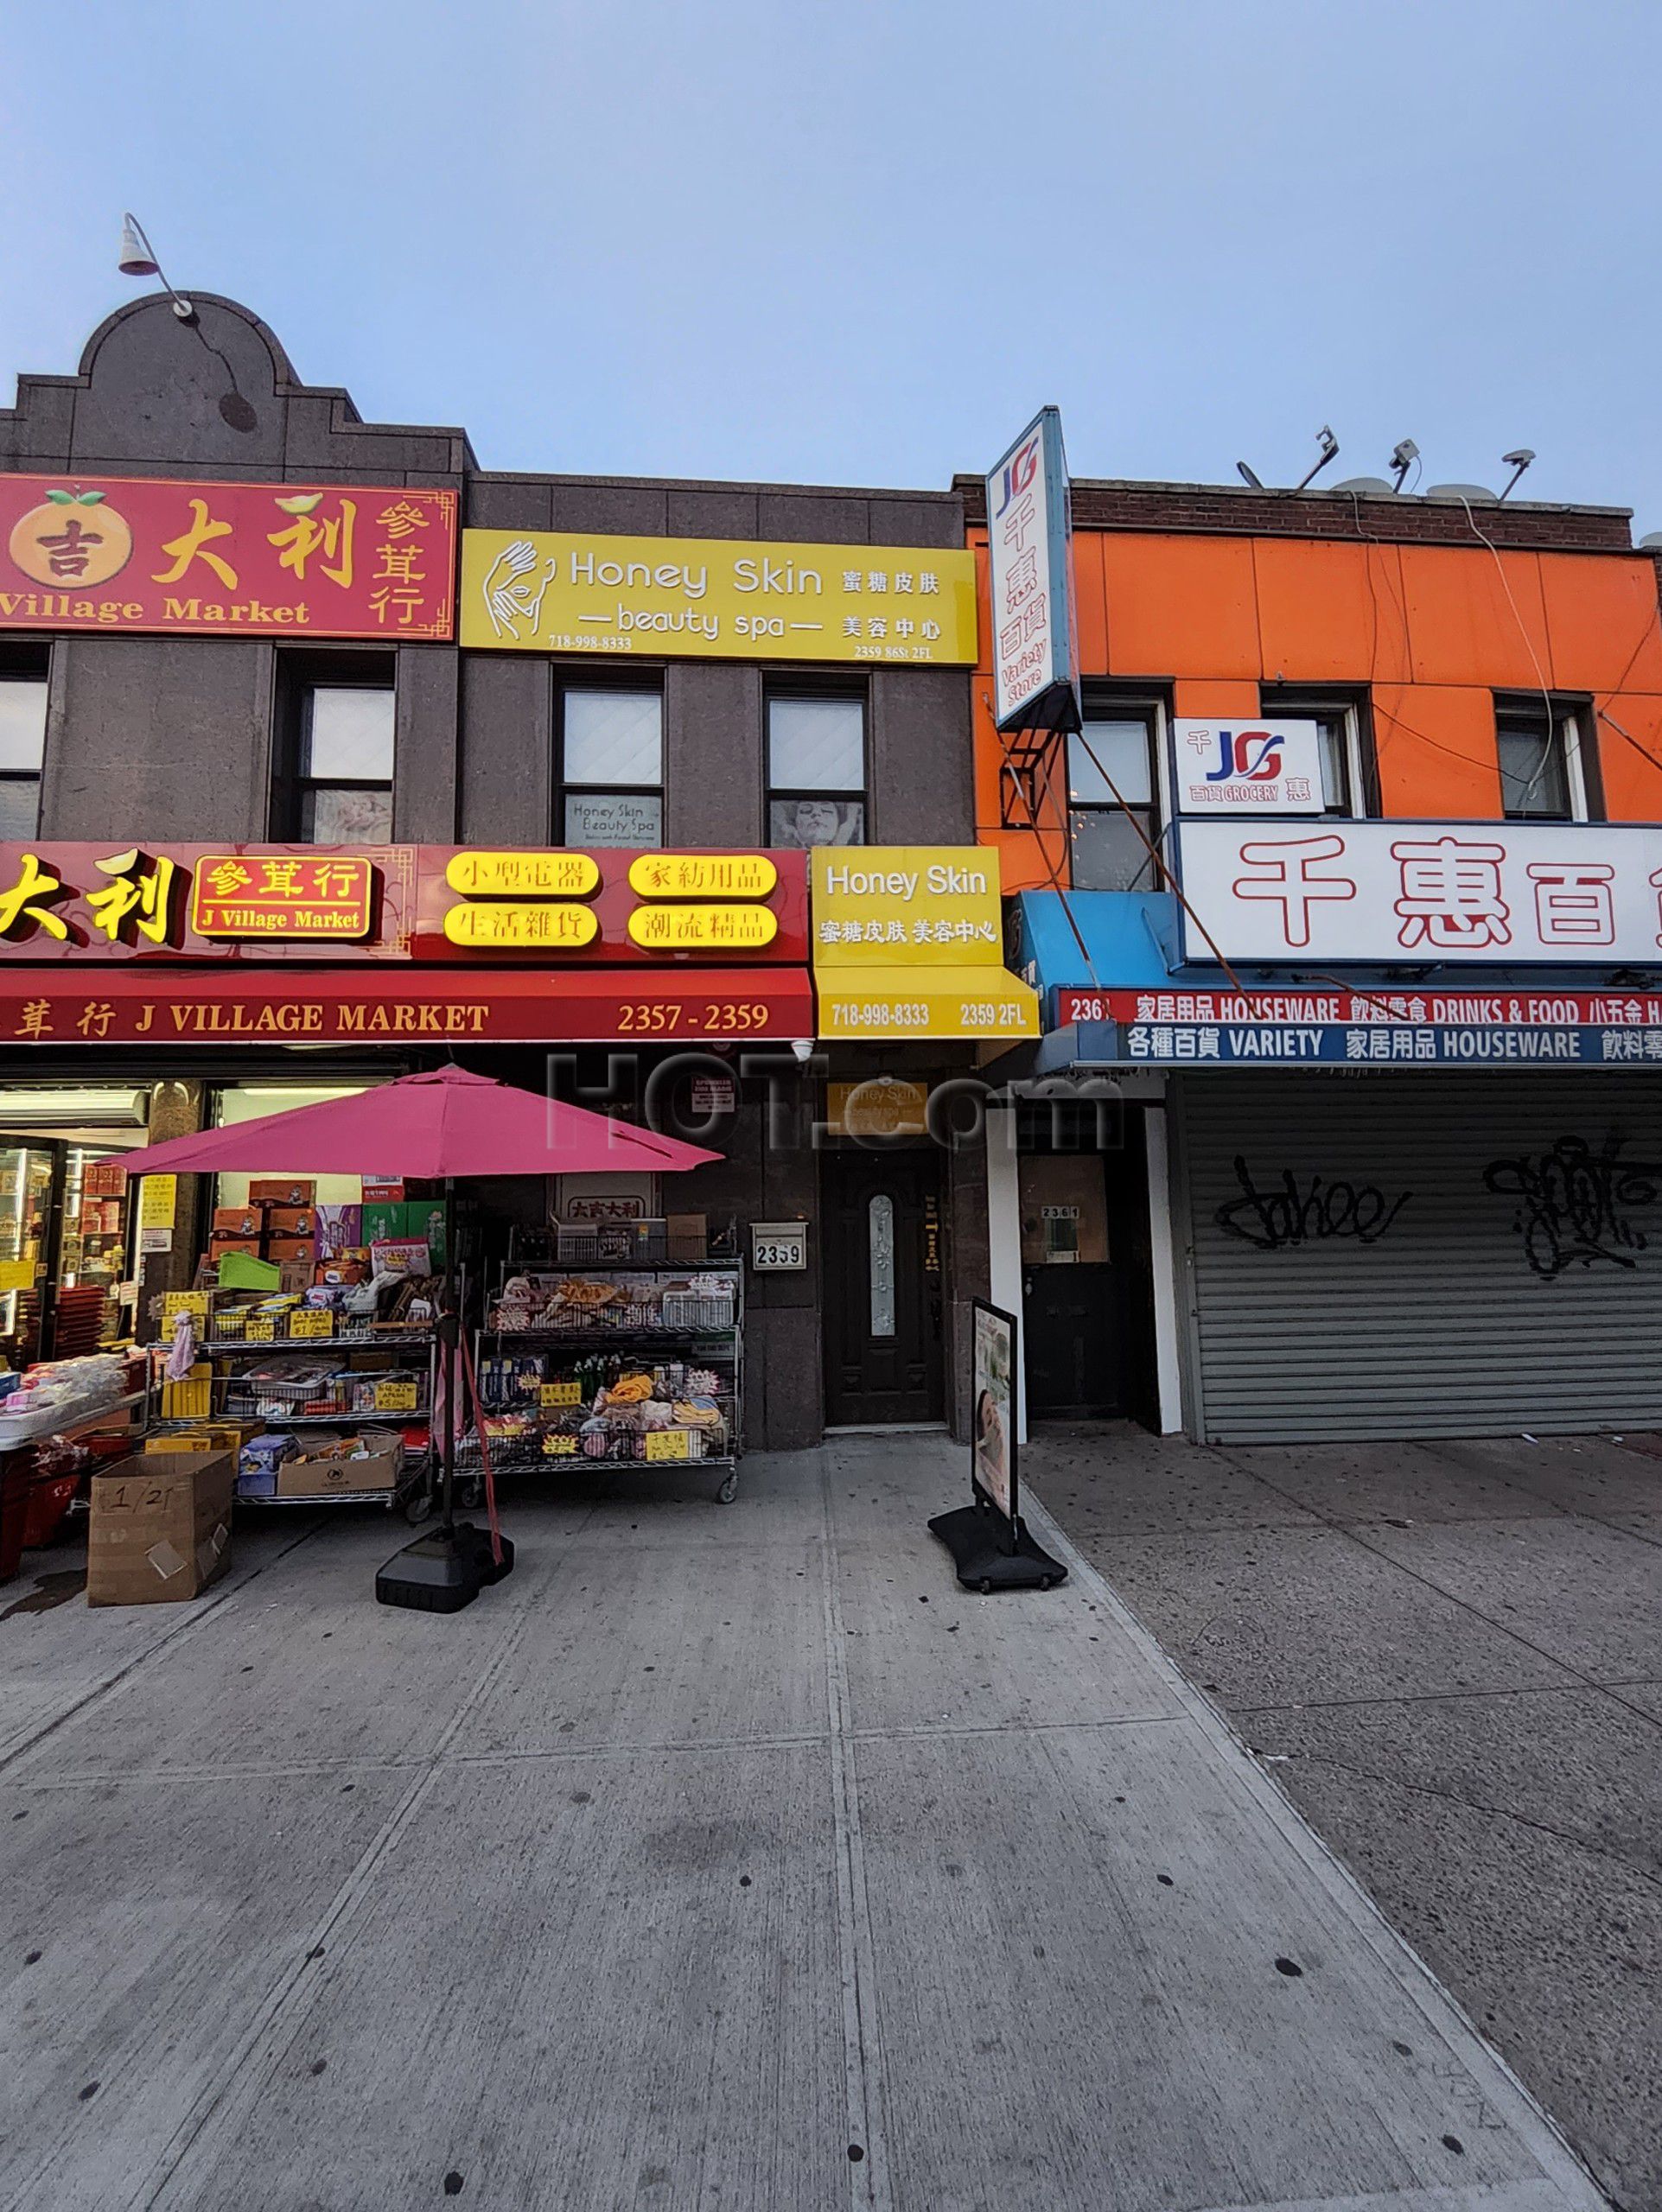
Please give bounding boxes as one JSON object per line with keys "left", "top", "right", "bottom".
{"left": 823, "top": 1150, "right": 942, "bottom": 1426}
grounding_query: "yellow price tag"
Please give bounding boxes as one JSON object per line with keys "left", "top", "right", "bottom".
{"left": 374, "top": 1381, "right": 419, "bottom": 1411}
{"left": 542, "top": 1433, "right": 577, "bottom": 1456}
{"left": 244, "top": 1318, "right": 277, "bottom": 1344}
{"left": 645, "top": 1429, "right": 691, "bottom": 1461}
{"left": 162, "top": 1291, "right": 208, "bottom": 1319}
{"left": 539, "top": 1380, "right": 582, "bottom": 1407}
{"left": 287, "top": 1310, "right": 334, "bottom": 1339}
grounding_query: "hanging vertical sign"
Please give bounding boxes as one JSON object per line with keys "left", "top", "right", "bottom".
{"left": 985, "top": 406, "right": 1079, "bottom": 735}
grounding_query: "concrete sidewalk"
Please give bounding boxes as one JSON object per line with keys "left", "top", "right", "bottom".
{"left": 0, "top": 1440, "right": 1606, "bottom": 2212}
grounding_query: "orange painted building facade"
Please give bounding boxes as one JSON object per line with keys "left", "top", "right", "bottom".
{"left": 962, "top": 478, "right": 1662, "bottom": 891}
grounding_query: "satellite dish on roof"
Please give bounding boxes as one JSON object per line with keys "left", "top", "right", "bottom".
{"left": 1640, "top": 531, "right": 1662, "bottom": 550}
{"left": 1425, "top": 482, "right": 1499, "bottom": 504}
{"left": 1328, "top": 476, "right": 1398, "bottom": 497}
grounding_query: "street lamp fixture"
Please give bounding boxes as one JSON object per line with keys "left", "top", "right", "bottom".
{"left": 118, "top": 213, "right": 195, "bottom": 322}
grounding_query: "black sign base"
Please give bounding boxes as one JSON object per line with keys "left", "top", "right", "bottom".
{"left": 929, "top": 1503, "right": 1067, "bottom": 1594}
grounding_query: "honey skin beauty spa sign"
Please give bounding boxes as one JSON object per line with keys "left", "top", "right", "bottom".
{"left": 462, "top": 531, "right": 977, "bottom": 666}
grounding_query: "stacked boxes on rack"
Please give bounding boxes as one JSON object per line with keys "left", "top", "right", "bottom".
{"left": 208, "top": 1179, "right": 320, "bottom": 1267}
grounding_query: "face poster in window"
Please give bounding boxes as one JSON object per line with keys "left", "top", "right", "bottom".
{"left": 769, "top": 797, "right": 864, "bottom": 848}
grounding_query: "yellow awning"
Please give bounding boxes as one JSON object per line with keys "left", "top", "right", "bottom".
{"left": 812, "top": 965, "right": 1041, "bottom": 1042}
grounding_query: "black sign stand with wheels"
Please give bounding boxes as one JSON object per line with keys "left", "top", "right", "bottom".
{"left": 929, "top": 1299, "right": 1065, "bottom": 1594}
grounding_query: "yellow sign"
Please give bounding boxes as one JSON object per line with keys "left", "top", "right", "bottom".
{"left": 627, "top": 905, "right": 779, "bottom": 951}
{"left": 826, "top": 1078, "right": 930, "bottom": 1138}
{"left": 627, "top": 854, "right": 776, "bottom": 899}
{"left": 245, "top": 1317, "right": 277, "bottom": 1343}
{"left": 645, "top": 1428, "right": 692, "bottom": 1461}
{"left": 138, "top": 1175, "right": 178, "bottom": 1230}
{"left": 542, "top": 1433, "right": 578, "bottom": 1456}
{"left": 461, "top": 530, "right": 978, "bottom": 666}
{"left": 817, "top": 976, "right": 1039, "bottom": 1041}
{"left": 445, "top": 851, "right": 600, "bottom": 898}
{"left": 288, "top": 1309, "right": 334, "bottom": 1339}
{"left": 443, "top": 902, "right": 599, "bottom": 949}
{"left": 0, "top": 1258, "right": 34, "bottom": 1293}
{"left": 540, "top": 1380, "right": 582, "bottom": 1408}
{"left": 162, "top": 1290, "right": 208, "bottom": 1319}
{"left": 373, "top": 1380, "right": 420, "bottom": 1412}
{"left": 812, "top": 848, "right": 1004, "bottom": 968}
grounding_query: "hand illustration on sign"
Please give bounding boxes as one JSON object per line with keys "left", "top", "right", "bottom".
{"left": 482, "top": 539, "right": 557, "bottom": 641}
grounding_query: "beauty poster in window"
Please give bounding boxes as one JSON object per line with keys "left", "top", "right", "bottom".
{"left": 971, "top": 1298, "right": 1018, "bottom": 1526}
{"left": 768, "top": 798, "right": 864, "bottom": 849}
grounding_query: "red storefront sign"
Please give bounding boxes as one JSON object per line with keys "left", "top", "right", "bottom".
{"left": 190, "top": 854, "right": 377, "bottom": 939}
{"left": 0, "top": 968, "right": 814, "bottom": 1045}
{"left": 0, "top": 477, "right": 456, "bottom": 640}
{"left": 0, "top": 845, "right": 807, "bottom": 967}
{"left": 1054, "top": 985, "right": 1662, "bottom": 1028}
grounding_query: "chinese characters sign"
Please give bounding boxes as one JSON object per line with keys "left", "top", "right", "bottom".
{"left": 985, "top": 407, "right": 1078, "bottom": 734}
{"left": 1174, "top": 722, "right": 1327, "bottom": 815}
{"left": 0, "top": 476, "right": 456, "bottom": 639}
{"left": 459, "top": 531, "right": 977, "bottom": 666}
{"left": 1054, "top": 985, "right": 1662, "bottom": 1067}
{"left": 1176, "top": 821, "right": 1662, "bottom": 966}
{"left": 0, "top": 843, "right": 808, "bottom": 969}
{"left": 812, "top": 849, "right": 1006, "bottom": 966}
{"left": 191, "top": 855, "right": 374, "bottom": 938}
{"left": 810, "top": 846, "right": 1039, "bottom": 1039}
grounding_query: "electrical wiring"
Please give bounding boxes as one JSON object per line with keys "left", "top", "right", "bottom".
{"left": 1459, "top": 495, "right": 1559, "bottom": 806}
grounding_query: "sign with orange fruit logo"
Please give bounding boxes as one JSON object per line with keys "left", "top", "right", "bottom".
{"left": 0, "top": 475, "right": 456, "bottom": 639}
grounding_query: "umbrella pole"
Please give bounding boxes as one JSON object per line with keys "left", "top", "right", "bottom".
{"left": 438, "top": 1174, "right": 457, "bottom": 1535}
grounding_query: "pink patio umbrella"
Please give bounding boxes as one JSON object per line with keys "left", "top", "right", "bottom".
{"left": 114, "top": 1064, "right": 721, "bottom": 1180}
{"left": 115, "top": 1067, "right": 723, "bottom": 1611}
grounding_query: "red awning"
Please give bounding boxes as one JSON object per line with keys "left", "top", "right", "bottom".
{"left": 0, "top": 967, "right": 814, "bottom": 1046}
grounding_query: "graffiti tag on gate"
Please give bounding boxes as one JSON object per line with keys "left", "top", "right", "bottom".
{"left": 1482, "top": 1132, "right": 1662, "bottom": 1279}
{"left": 1214, "top": 1155, "right": 1413, "bottom": 1251}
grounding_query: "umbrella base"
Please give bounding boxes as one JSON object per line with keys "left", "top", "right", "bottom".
{"left": 375, "top": 1522, "right": 515, "bottom": 1613}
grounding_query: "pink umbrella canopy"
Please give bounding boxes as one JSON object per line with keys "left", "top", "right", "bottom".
{"left": 113, "top": 1065, "right": 722, "bottom": 1180}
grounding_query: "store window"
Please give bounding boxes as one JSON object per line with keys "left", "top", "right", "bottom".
{"left": 273, "top": 660, "right": 396, "bottom": 842}
{"left": 212, "top": 1086, "right": 370, "bottom": 1211}
{"left": 0, "top": 661, "right": 49, "bottom": 839}
{"left": 1259, "top": 689, "right": 1374, "bottom": 816}
{"left": 1068, "top": 709, "right": 1159, "bottom": 890}
{"left": 1496, "top": 698, "right": 1598, "bottom": 821}
{"left": 558, "top": 686, "right": 663, "bottom": 847}
{"left": 767, "top": 692, "right": 866, "bottom": 848}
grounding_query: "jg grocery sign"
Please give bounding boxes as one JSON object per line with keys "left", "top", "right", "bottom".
{"left": 1177, "top": 819, "right": 1662, "bottom": 965}
{"left": 460, "top": 530, "right": 977, "bottom": 666}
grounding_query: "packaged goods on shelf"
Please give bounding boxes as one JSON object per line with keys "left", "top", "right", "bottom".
{"left": 250, "top": 1179, "right": 316, "bottom": 1206}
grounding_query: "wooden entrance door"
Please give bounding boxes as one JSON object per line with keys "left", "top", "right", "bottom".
{"left": 823, "top": 1150, "right": 944, "bottom": 1426}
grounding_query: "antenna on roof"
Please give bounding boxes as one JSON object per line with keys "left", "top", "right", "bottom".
{"left": 1236, "top": 461, "right": 1265, "bottom": 490}
{"left": 1498, "top": 448, "right": 1536, "bottom": 501}
{"left": 1295, "top": 426, "right": 1340, "bottom": 493}
{"left": 1389, "top": 438, "right": 1419, "bottom": 493}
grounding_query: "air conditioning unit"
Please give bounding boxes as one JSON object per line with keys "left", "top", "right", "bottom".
{"left": 0, "top": 1088, "right": 150, "bottom": 1128}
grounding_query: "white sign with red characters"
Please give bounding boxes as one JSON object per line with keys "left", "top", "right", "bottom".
{"left": 1174, "top": 721, "right": 1327, "bottom": 815}
{"left": 1177, "top": 820, "right": 1662, "bottom": 965}
{"left": 985, "top": 408, "right": 1077, "bottom": 734}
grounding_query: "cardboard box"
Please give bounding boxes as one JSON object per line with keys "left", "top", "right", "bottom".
{"left": 209, "top": 1234, "right": 264, "bottom": 1258}
{"left": 250, "top": 1179, "right": 316, "bottom": 1207}
{"left": 276, "top": 1434, "right": 402, "bottom": 1497}
{"left": 361, "top": 1179, "right": 404, "bottom": 1203}
{"left": 87, "top": 1452, "right": 233, "bottom": 1605}
{"left": 267, "top": 1206, "right": 317, "bottom": 1236}
{"left": 667, "top": 1212, "right": 707, "bottom": 1262}
{"left": 313, "top": 1258, "right": 368, "bottom": 1286}
{"left": 315, "top": 1204, "right": 363, "bottom": 1258}
{"left": 213, "top": 1205, "right": 265, "bottom": 1236}
{"left": 267, "top": 1236, "right": 316, "bottom": 1263}
{"left": 400, "top": 1203, "right": 447, "bottom": 1264}
{"left": 360, "top": 1201, "right": 404, "bottom": 1248}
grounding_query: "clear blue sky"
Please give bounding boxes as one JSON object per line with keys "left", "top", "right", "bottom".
{"left": 3, "top": 0, "right": 1659, "bottom": 521}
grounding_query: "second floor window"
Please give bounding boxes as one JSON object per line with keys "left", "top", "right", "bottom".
{"left": 1259, "top": 690, "right": 1372, "bottom": 817}
{"left": 279, "top": 681, "right": 395, "bottom": 842}
{"left": 767, "top": 694, "right": 866, "bottom": 847}
{"left": 1497, "top": 699, "right": 1595, "bottom": 821}
{"left": 0, "top": 668, "right": 48, "bottom": 839}
{"left": 1068, "top": 711, "right": 1159, "bottom": 890}
{"left": 558, "top": 688, "right": 662, "bottom": 846}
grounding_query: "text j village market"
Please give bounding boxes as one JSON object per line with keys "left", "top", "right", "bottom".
{"left": 0, "top": 286, "right": 1660, "bottom": 1529}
